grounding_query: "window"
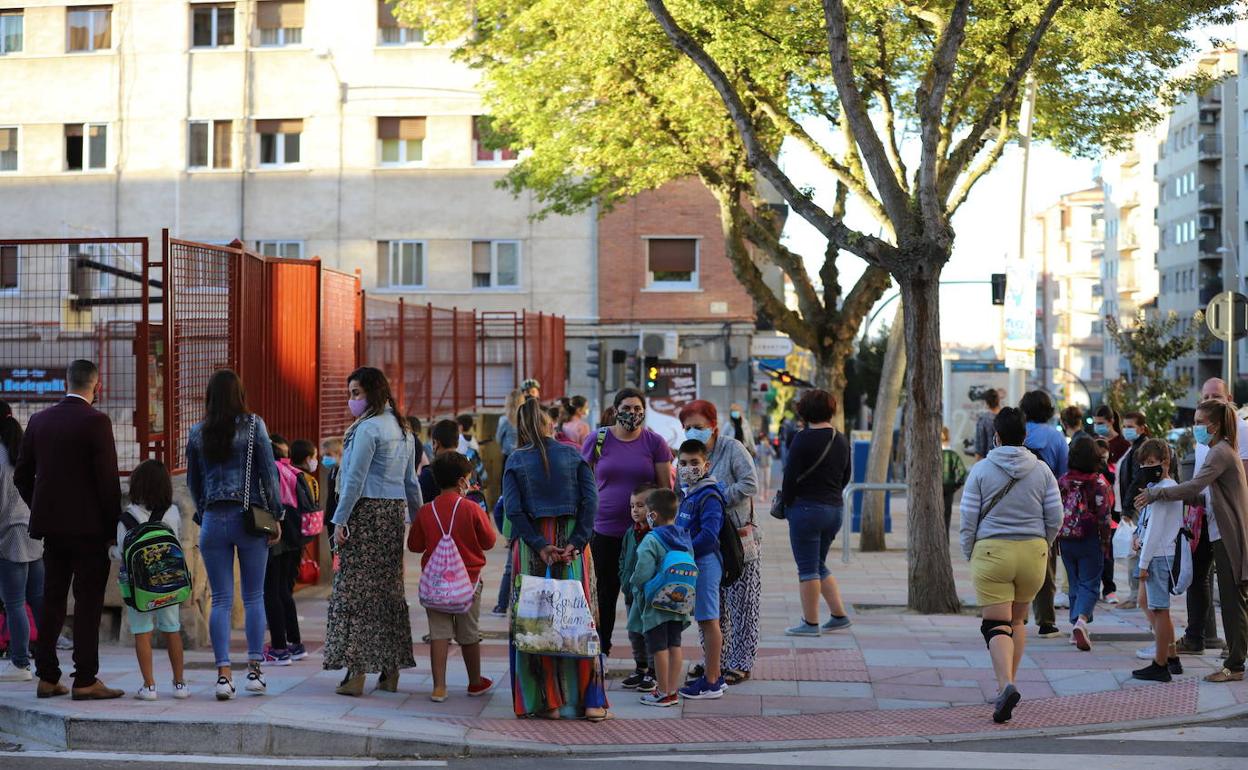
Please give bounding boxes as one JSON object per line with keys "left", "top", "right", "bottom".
{"left": 188, "top": 120, "right": 232, "bottom": 169}
{"left": 473, "top": 117, "right": 518, "bottom": 163}
{"left": 646, "top": 238, "right": 699, "bottom": 289}
{"left": 0, "top": 10, "right": 22, "bottom": 54}
{"left": 192, "top": 3, "right": 234, "bottom": 47}
{"left": 377, "top": 117, "right": 425, "bottom": 165}
{"left": 0, "top": 245, "right": 16, "bottom": 291}
{"left": 378, "top": 240, "right": 425, "bottom": 288}
{"left": 257, "top": 0, "right": 303, "bottom": 46}
{"left": 0, "top": 127, "right": 15, "bottom": 171}
{"left": 377, "top": 0, "right": 422, "bottom": 44}
{"left": 65, "top": 124, "right": 107, "bottom": 171}
{"left": 256, "top": 119, "right": 301, "bottom": 166}
{"left": 471, "top": 240, "right": 520, "bottom": 288}
{"left": 255, "top": 240, "right": 304, "bottom": 259}
{"left": 67, "top": 6, "right": 111, "bottom": 52}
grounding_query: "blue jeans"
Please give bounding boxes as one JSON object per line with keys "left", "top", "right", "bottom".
{"left": 786, "top": 500, "right": 843, "bottom": 582}
{"left": 1059, "top": 536, "right": 1103, "bottom": 624}
{"left": 199, "top": 504, "right": 269, "bottom": 667}
{"left": 0, "top": 558, "right": 45, "bottom": 668}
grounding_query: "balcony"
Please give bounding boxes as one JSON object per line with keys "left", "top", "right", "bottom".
{"left": 1199, "top": 91, "right": 1222, "bottom": 109}
{"left": 1201, "top": 284, "right": 1222, "bottom": 304}
{"left": 1119, "top": 227, "right": 1139, "bottom": 249}
{"left": 1120, "top": 150, "right": 1140, "bottom": 168}
{"left": 1119, "top": 192, "right": 1140, "bottom": 210}
{"left": 1199, "top": 134, "right": 1222, "bottom": 159}
{"left": 1199, "top": 183, "right": 1223, "bottom": 208}
{"left": 1200, "top": 233, "right": 1224, "bottom": 257}
{"left": 1202, "top": 339, "right": 1225, "bottom": 357}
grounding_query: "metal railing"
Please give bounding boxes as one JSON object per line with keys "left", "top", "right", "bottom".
{"left": 841, "top": 482, "right": 908, "bottom": 564}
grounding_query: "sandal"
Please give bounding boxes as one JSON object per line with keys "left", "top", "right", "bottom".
{"left": 584, "top": 707, "right": 611, "bottom": 722}
{"left": 723, "top": 669, "right": 751, "bottom": 686}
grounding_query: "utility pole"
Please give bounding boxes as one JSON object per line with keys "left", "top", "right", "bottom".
{"left": 1007, "top": 75, "right": 1039, "bottom": 405}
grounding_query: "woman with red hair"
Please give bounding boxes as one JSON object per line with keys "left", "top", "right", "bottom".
{"left": 679, "top": 399, "right": 760, "bottom": 685}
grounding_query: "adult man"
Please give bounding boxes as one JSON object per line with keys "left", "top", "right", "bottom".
{"left": 1019, "top": 390, "right": 1067, "bottom": 638}
{"left": 1060, "top": 405, "right": 1090, "bottom": 444}
{"left": 14, "top": 360, "right": 123, "bottom": 700}
{"left": 1179, "top": 377, "right": 1247, "bottom": 656}
{"left": 974, "top": 389, "right": 1002, "bottom": 461}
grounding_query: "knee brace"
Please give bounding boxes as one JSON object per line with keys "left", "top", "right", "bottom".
{"left": 980, "top": 618, "right": 1013, "bottom": 648}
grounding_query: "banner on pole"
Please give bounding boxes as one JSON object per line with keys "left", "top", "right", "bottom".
{"left": 1003, "top": 261, "right": 1036, "bottom": 371}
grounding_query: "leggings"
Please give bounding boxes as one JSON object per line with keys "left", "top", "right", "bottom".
{"left": 264, "top": 548, "right": 302, "bottom": 650}
{"left": 590, "top": 531, "right": 624, "bottom": 657}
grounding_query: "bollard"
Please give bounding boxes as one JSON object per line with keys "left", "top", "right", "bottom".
{"left": 840, "top": 482, "right": 908, "bottom": 564}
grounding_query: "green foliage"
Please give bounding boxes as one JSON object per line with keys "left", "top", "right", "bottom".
{"left": 844, "top": 325, "right": 890, "bottom": 425}
{"left": 1104, "top": 310, "right": 1202, "bottom": 436}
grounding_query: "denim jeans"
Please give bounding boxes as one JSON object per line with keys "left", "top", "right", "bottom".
{"left": 495, "top": 541, "right": 514, "bottom": 611}
{"left": 0, "top": 558, "right": 45, "bottom": 669}
{"left": 786, "top": 500, "right": 843, "bottom": 582}
{"left": 1059, "top": 536, "right": 1102, "bottom": 625}
{"left": 199, "top": 504, "right": 270, "bottom": 667}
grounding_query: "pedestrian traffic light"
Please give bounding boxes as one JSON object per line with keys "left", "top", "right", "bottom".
{"left": 644, "top": 356, "right": 659, "bottom": 390}
{"left": 991, "top": 273, "right": 1006, "bottom": 305}
{"left": 586, "top": 341, "right": 602, "bottom": 381}
{"left": 624, "top": 351, "right": 639, "bottom": 386}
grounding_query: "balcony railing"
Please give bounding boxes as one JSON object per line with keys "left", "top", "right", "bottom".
{"left": 1199, "top": 134, "right": 1222, "bottom": 159}
{"left": 1199, "top": 184, "right": 1223, "bottom": 207}
{"left": 1120, "top": 228, "right": 1139, "bottom": 248}
{"left": 1201, "top": 285, "right": 1222, "bottom": 304}
{"left": 1200, "top": 234, "right": 1224, "bottom": 256}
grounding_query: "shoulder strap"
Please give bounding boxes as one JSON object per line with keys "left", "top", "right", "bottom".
{"left": 432, "top": 497, "right": 461, "bottom": 538}
{"left": 796, "top": 430, "right": 836, "bottom": 485}
{"left": 593, "top": 427, "right": 609, "bottom": 462}
{"left": 977, "top": 475, "right": 1020, "bottom": 529}
{"left": 120, "top": 510, "right": 141, "bottom": 531}
{"left": 243, "top": 416, "right": 256, "bottom": 508}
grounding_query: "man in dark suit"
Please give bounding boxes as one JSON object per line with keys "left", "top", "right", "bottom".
{"left": 15, "top": 359, "right": 123, "bottom": 700}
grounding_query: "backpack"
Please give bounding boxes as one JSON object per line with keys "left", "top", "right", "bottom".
{"left": 1168, "top": 526, "right": 1195, "bottom": 596}
{"left": 119, "top": 508, "right": 192, "bottom": 613}
{"left": 941, "top": 449, "right": 968, "bottom": 493}
{"left": 692, "top": 487, "right": 744, "bottom": 588}
{"left": 644, "top": 539, "right": 698, "bottom": 615}
{"left": 299, "top": 471, "right": 324, "bottom": 538}
{"left": 417, "top": 498, "right": 477, "bottom": 614}
{"left": 1057, "top": 479, "right": 1100, "bottom": 540}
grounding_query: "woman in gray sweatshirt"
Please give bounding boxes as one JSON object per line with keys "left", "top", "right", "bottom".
{"left": 958, "top": 407, "right": 1062, "bottom": 725}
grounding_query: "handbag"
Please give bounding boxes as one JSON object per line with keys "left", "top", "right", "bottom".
{"left": 242, "top": 416, "right": 280, "bottom": 539}
{"left": 771, "top": 430, "right": 837, "bottom": 520}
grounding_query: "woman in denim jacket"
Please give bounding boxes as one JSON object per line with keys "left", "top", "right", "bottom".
{"left": 186, "top": 370, "right": 283, "bottom": 701}
{"left": 503, "top": 397, "right": 604, "bottom": 720}
{"left": 323, "top": 366, "right": 422, "bottom": 697}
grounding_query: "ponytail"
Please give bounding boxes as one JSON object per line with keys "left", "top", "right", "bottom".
{"left": 516, "top": 397, "right": 550, "bottom": 476}
{"left": 1198, "top": 399, "right": 1239, "bottom": 448}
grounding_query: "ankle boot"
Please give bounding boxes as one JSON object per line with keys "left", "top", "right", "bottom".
{"left": 377, "top": 669, "right": 399, "bottom": 693}
{"left": 336, "top": 671, "right": 365, "bottom": 697}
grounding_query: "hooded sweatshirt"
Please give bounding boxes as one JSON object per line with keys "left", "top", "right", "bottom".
{"left": 959, "top": 445, "right": 1063, "bottom": 560}
{"left": 629, "top": 524, "right": 695, "bottom": 632}
{"left": 676, "top": 474, "right": 725, "bottom": 559}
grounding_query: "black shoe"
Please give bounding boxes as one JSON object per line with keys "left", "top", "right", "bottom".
{"left": 621, "top": 669, "right": 647, "bottom": 690}
{"left": 637, "top": 672, "right": 657, "bottom": 693}
{"left": 992, "top": 684, "right": 1021, "bottom": 724}
{"left": 686, "top": 663, "right": 705, "bottom": 683}
{"left": 1167, "top": 657, "right": 1183, "bottom": 676}
{"left": 1037, "top": 625, "right": 1061, "bottom": 638}
{"left": 1132, "top": 662, "right": 1172, "bottom": 682}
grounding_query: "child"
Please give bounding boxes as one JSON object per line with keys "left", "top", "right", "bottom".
{"left": 489, "top": 496, "right": 512, "bottom": 617}
{"left": 1056, "top": 436, "right": 1113, "bottom": 651}
{"left": 619, "top": 483, "right": 659, "bottom": 693}
{"left": 630, "top": 488, "right": 693, "bottom": 707}
{"left": 113, "top": 460, "right": 187, "bottom": 701}
{"left": 1131, "top": 439, "right": 1184, "bottom": 682}
{"left": 263, "top": 440, "right": 311, "bottom": 665}
{"left": 320, "top": 437, "right": 342, "bottom": 539}
{"left": 673, "top": 439, "right": 727, "bottom": 700}
{"left": 408, "top": 452, "right": 498, "bottom": 702}
{"left": 286, "top": 439, "right": 321, "bottom": 659}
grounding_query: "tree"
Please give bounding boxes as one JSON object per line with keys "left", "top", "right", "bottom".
{"left": 843, "top": 324, "right": 891, "bottom": 427}
{"left": 1104, "top": 310, "right": 1203, "bottom": 436}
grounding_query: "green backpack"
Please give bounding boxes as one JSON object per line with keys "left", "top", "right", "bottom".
{"left": 119, "top": 508, "right": 192, "bottom": 613}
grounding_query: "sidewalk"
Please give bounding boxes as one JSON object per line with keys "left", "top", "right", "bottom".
{"left": 3, "top": 491, "right": 1246, "bottom": 758}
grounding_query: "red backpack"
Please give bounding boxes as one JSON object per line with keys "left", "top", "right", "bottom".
{"left": 1058, "top": 478, "right": 1100, "bottom": 539}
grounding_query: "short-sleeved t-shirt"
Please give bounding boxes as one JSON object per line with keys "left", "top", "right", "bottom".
{"left": 582, "top": 428, "right": 673, "bottom": 537}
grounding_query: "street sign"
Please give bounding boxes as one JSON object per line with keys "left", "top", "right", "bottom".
{"left": 750, "top": 336, "right": 794, "bottom": 358}
{"left": 1003, "top": 260, "right": 1036, "bottom": 371}
{"left": 1205, "top": 291, "right": 1248, "bottom": 342}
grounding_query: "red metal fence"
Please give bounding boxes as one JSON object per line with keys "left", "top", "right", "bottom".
{"left": 477, "top": 311, "right": 567, "bottom": 410}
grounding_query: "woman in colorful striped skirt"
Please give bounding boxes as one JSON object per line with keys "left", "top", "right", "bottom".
{"left": 503, "top": 397, "right": 607, "bottom": 720}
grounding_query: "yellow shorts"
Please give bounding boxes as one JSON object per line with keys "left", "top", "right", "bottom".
{"left": 970, "top": 538, "right": 1049, "bottom": 607}
{"left": 425, "top": 580, "right": 483, "bottom": 645}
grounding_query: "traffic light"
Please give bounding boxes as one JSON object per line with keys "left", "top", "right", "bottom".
{"left": 779, "top": 371, "right": 794, "bottom": 386}
{"left": 586, "top": 341, "right": 602, "bottom": 381}
{"left": 644, "top": 356, "right": 659, "bottom": 390}
{"left": 623, "top": 350, "right": 639, "bottom": 386}
{"left": 991, "top": 273, "right": 1006, "bottom": 305}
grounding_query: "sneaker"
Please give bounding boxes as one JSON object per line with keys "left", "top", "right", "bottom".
{"left": 821, "top": 615, "right": 852, "bottom": 632}
{"left": 1037, "top": 625, "right": 1061, "bottom": 638}
{"left": 262, "top": 646, "right": 292, "bottom": 666}
{"left": 135, "top": 684, "right": 157, "bottom": 701}
{"left": 1167, "top": 657, "right": 1183, "bottom": 676}
{"left": 1135, "top": 645, "right": 1157, "bottom": 660}
{"left": 1054, "top": 594, "right": 1070, "bottom": 609}
{"left": 173, "top": 681, "right": 190, "bottom": 700}
{"left": 621, "top": 669, "right": 648, "bottom": 690}
{"left": 637, "top": 672, "right": 658, "bottom": 693}
{"left": 214, "top": 676, "right": 236, "bottom": 701}
{"left": 640, "top": 691, "right": 679, "bottom": 708}
{"left": 1072, "top": 619, "right": 1091, "bottom": 651}
{"left": 785, "top": 620, "right": 821, "bottom": 637}
{"left": 56, "top": 634, "right": 73, "bottom": 651}
{"left": 680, "top": 675, "right": 726, "bottom": 700}
{"left": 1204, "top": 668, "right": 1244, "bottom": 683}
{"left": 287, "top": 643, "right": 308, "bottom": 662}
{"left": 1104, "top": 592, "right": 1119, "bottom": 605}
{"left": 0, "top": 662, "right": 32, "bottom": 682}
{"left": 685, "top": 663, "right": 705, "bottom": 682}
{"left": 992, "top": 684, "right": 1021, "bottom": 724}
{"left": 467, "top": 677, "right": 495, "bottom": 697}
{"left": 244, "top": 664, "right": 266, "bottom": 694}
{"left": 1132, "top": 662, "right": 1172, "bottom": 682}
{"left": 490, "top": 606, "right": 507, "bottom": 617}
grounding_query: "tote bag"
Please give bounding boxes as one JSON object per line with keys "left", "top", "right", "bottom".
{"left": 511, "top": 566, "right": 600, "bottom": 658}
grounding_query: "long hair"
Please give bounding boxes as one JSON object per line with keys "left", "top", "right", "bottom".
{"left": 128, "top": 459, "right": 173, "bottom": 518}
{"left": 0, "top": 413, "right": 21, "bottom": 467}
{"left": 347, "top": 366, "right": 407, "bottom": 435}
{"left": 1198, "top": 399, "right": 1239, "bottom": 448}
{"left": 516, "top": 397, "right": 551, "bottom": 475}
{"left": 504, "top": 388, "right": 523, "bottom": 426}
{"left": 202, "top": 370, "right": 249, "bottom": 463}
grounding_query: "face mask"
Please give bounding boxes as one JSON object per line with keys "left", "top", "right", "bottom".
{"left": 307, "top": 458, "right": 318, "bottom": 473}
{"left": 730, "top": 410, "right": 741, "bottom": 420}
{"left": 1123, "top": 427, "right": 1139, "bottom": 442}
{"left": 348, "top": 397, "right": 368, "bottom": 418}
{"left": 1194, "top": 425, "right": 1212, "bottom": 446}
{"left": 616, "top": 410, "right": 644, "bottom": 431}
{"left": 1139, "top": 465, "right": 1164, "bottom": 485}
{"left": 1093, "top": 423, "right": 1110, "bottom": 437}
{"left": 685, "top": 427, "right": 713, "bottom": 445}
{"left": 322, "top": 456, "right": 337, "bottom": 468}
{"left": 678, "top": 466, "right": 703, "bottom": 487}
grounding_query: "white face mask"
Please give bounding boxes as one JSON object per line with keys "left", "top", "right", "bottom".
{"left": 307, "top": 458, "right": 318, "bottom": 473}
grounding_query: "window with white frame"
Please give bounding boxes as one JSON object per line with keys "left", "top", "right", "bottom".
{"left": 378, "top": 240, "right": 425, "bottom": 288}
{"left": 188, "top": 120, "right": 232, "bottom": 169}
{"left": 0, "top": 245, "right": 16, "bottom": 291}
{"left": 473, "top": 116, "right": 518, "bottom": 164}
{"left": 377, "top": 0, "right": 423, "bottom": 44}
{"left": 255, "top": 240, "right": 304, "bottom": 259}
{"left": 257, "top": 0, "right": 302, "bottom": 46}
{"left": 192, "top": 3, "right": 234, "bottom": 47}
{"left": 646, "top": 238, "right": 699, "bottom": 289}
{"left": 0, "top": 10, "right": 22, "bottom": 54}
{"left": 377, "top": 117, "right": 425, "bottom": 165}
{"left": 471, "top": 240, "right": 520, "bottom": 288}
{"left": 65, "top": 123, "right": 107, "bottom": 171}
{"left": 0, "top": 127, "right": 16, "bottom": 171}
{"left": 67, "top": 6, "right": 111, "bottom": 52}
{"left": 256, "top": 119, "right": 301, "bottom": 166}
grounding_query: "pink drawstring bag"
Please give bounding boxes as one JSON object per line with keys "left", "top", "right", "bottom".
{"left": 418, "top": 498, "right": 476, "bottom": 615}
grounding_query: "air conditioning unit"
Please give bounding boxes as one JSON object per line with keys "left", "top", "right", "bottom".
{"left": 640, "top": 330, "right": 679, "bottom": 360}
{"left": 1199, "top": 214, "right": 1217, "bottom": 230}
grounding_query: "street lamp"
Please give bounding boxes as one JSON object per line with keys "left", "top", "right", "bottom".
{"left": 1217, "top": 239, "right": 1241, "bottom": 385}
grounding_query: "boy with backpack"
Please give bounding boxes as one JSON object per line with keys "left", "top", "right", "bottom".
{"left": 113, "top": 460, "right": 189, "bottom": 701}
{"left": 619, "top": 483, "right": 659, "bottom": 693}
{"left": 630, "top": 488, "right": 694, "bottom": 707}
{"left": 673, "top": 439, "right": 728, "bottom": 701}
{"left": 407, "top": 452, "right": 497, "bottom": 702}
{"left": 1131, "top": 438, "right": 1185, "bottom": 683}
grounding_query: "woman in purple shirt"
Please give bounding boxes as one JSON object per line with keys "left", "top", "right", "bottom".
{"left": 582, "top": 388, "right": 673, "bottom": 658}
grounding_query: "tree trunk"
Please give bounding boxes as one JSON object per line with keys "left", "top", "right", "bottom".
{"left": 814, "top": 347, "right": 849, "bottom": 432}
{"left": 860, "top": 303, "right": 905, "bottom": 551}
{"left": 900, "top": 268, "right": 961, "bottom": 613}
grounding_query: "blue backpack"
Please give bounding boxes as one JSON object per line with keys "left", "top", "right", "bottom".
{"left": 644, "top": 542, "right": 698, "bottom": 615}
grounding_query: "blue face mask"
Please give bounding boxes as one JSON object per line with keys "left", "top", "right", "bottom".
{"left": 1093, "top": 423, "right": 1111, "bottom": 437}
{"left": 730, "top": 410, "right": 742, "bottom": 420}
{"left": 322, "top": 456, "right": 337, "bottom": 468}
{"left": 1194, "top": 425, "right": 1212, "bottom": 446}
{"left": 685, "top": 427, "right": 713, "bottom": 445}
{"left": 1122, "top": 427, "right": 1139, "bottom": 442}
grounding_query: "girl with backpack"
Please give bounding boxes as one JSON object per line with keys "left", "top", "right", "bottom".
{"left": 1056, "top": 437, "right": 1114, "bottom": 652}
{"left": 113, "top": 460, "right": 188, "bottom": 700}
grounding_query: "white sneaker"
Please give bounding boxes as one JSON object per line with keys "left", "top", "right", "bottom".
{"left": 1135, "top": 645, "right": 1156, "bottom": 660}
{"left": 214, "top": 676, "right": 236, "bottom": 701}
{"left": 244, "top": 666, "right": 266, "bottom": 694}
{"left": 173, "top": 681, "right": 190, "bottom": 700}
{"left": 135, "top": 684, "right": 157, "bottom": 701}
{"left": 1054, "top": 594, "right": 1070, "bottom": 609}
{"left": 0, "top": 662, "right": 33, "bottom": 682}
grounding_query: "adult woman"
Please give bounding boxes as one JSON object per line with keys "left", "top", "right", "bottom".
{"left": 680, "top": 400, "right": 760, "bottom": 684}
{"left": 0, "top": 407, "right": 43, "bottom": 682}
{"left": 581, "top": 388, "right": 672, "bottom": 659}
{"left": 1093, "top": 405, "right": 1130, "bottom": 467}
{"left": 780, "top": 390, "right": 853, "bottom": 637}
{"left": 722, "top": 402, "right": 755, "bottom": 457}
{"left": 1056, "top": 436, "right": 1113, "bottom": 651}
{"left": 561, "top": 396, "right": 591, "bottom": 447}
{"left": 504, "top": 398, "right": 605, "bottom": 719}
{"left": 186, "top": 370, "right": 283, "bottom": 700}
{"left": 496, "top": 389, "right": 523, "bottom": 462}
{"left": 324, "top": 367, "right": 421, "bottom": 696}
{"left": 959, "top": 407, "right": 1062, "bottom": 723}
{"left": 1135, "top": 399, "right": 1248, "bottom": 683}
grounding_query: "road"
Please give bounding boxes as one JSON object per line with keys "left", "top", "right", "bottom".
{"left": 2, "top": 716, "right": 1245, "bottom": 770}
